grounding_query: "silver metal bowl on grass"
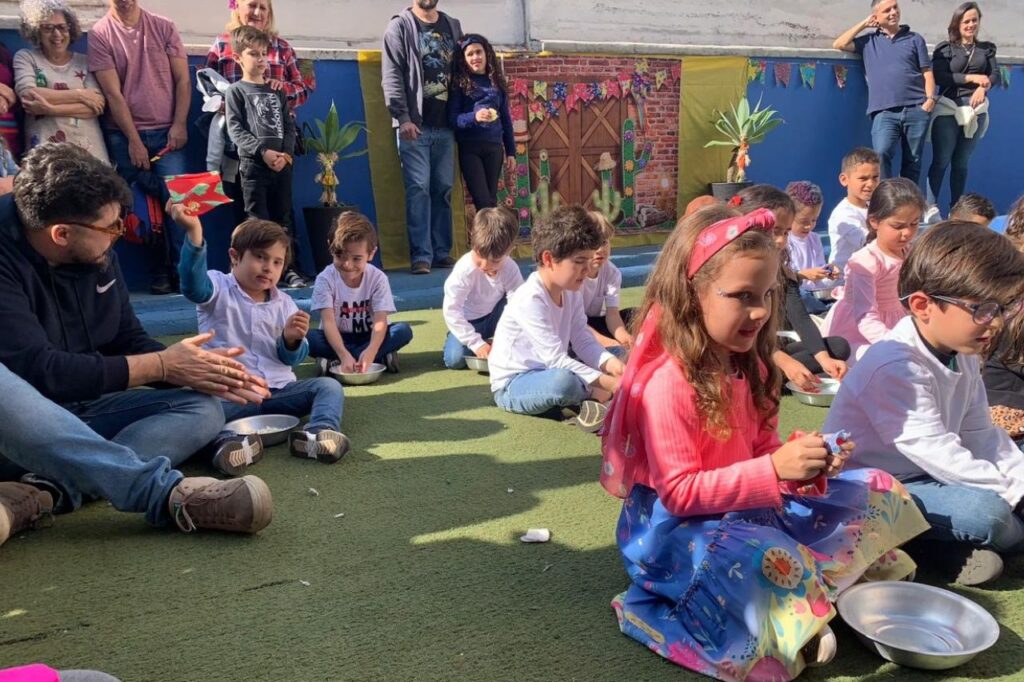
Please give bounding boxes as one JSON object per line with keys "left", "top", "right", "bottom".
{"left": 224, "top": 414, "right": 300, "bottom": 447}
{"left": 786, "top": 376, "right": 840, "bottom": 407}
{"left": 464, "top": 355, "right": 489, "bottom": 373}
{"left": 837, "top": 581, "right": 999, "bottom": 670}
{"left": 330, "top": 362, "right": 386, "bottom": 386}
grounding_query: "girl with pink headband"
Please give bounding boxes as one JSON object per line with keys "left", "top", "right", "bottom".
{"left": 600, "top": 205, "right": 928, "bottom": 680}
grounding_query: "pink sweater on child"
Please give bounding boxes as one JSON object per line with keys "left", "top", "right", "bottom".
{"left": 631, "top": 356, "right": 784, "bottom": 517}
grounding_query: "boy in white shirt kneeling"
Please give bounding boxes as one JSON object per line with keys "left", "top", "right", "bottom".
{"left": 489, "top": 206, "right": 625, "bottom": 432}
{"left": 442, "top": 207, "right": 524, "bottom": 369}
{"left": 825, "top": 221, "right": 1024, "bottom": 586}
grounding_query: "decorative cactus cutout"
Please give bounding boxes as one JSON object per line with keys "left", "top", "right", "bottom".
{"left": 620, "top": 118, "right": 654, "bottom": 223}
{"left": 529, "top": 150, "right": 563, "bottom": 221}
{"left": 497, "top": 121, "right": 534, "bottom": 235}
{"left": 591, "top": 153, "right": 623, "bottom": 223}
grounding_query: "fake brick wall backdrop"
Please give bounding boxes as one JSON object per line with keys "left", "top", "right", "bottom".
{"left": 494, "top": 56, "right": 681, "bottom": 229}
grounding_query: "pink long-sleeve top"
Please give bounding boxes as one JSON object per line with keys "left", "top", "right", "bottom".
{"left": 631, "top": 356, "right": 784, "bottom": 517}
{"left": 822, "top": 241, "right": 906, "bottom": 365}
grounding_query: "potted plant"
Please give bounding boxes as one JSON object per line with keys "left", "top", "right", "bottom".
{"left": 302, "top": 101, "right": 367, "bottom": 271}
{"left": 704, "top": 96, "right": 782, "bottom": 201}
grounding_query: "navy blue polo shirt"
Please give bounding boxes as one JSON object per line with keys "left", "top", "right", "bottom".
{"left": 854, "top": 25, "right": 931, "bottom": 115}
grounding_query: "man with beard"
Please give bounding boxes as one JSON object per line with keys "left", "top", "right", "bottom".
{"left": 0, "top": 144, "right": 274, "bottom": 537}
{"left": 382, "top": 0, "right": 463, "bottom": 275}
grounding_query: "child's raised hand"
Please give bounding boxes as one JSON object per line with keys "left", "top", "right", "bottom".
{"left": 771, "top": 433, "right": 828, "bottom": 481}
{"left": 475, "top": 342, "right": 492, "bottom": 359}
{"left": 164, "top": 199, "right": 203, "bottom": 243}
{"left": 283, "top": 310, "right": 310, "bottom": 345}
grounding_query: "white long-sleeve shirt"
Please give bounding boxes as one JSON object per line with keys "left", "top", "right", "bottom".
{"left": 825, "top": 316, "right": 1024, "bottom": 506}
{"left": 580, "top": 260, "right": 623, "bottom": 317}
{"left": 489, "top": 272, "right": 615, "bottom": 392}
{"left": 442, "top": 253, "right": 524, "bottom": 351}
{"left": 827, "top": 198, "right": 869, "bottom": 274}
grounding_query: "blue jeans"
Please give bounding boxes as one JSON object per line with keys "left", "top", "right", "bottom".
{"left": 223, "top": 378, "right": 343, "bottom": 433}
{"left": 307, "top": 323, "right": 414, "bottom": 363}
{"left": 105, "top": 127, "right": 188, "bottom": 277}
{"left": 898, "top": 474, "right": 1024, "bottom": 554}
{"left": 0, "top": 364, "right": 184, "bottom": 526}
{"left": 927, "top": 113, "right": 986, "bottom": 210}
{"left": 493, "top": 369, "right": 591, "bottom": 416}
{"left": 398, "top": 126, "right": 454, "bottom": 265}
{"left": 799, "top": 289, "right": 831, "bottom": 315}
{"left": 443, "top": 298, "right": 507, "bottom": 369}
{"left": 871, "top": 106, "right": 931, "bottom": 182}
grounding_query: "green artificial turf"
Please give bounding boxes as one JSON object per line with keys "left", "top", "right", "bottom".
{"left": 2, "top": 288, "right": 1023, "bottom": 681}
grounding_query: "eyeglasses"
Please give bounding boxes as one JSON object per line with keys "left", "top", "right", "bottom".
{"left": 67, "top": 216, "right": 127, "bottom": 240}
{"left": 930, "top": 294, "right": 1024, "bottom": 325}
{"left": 40, "top": 23, "right": 70, "bottom": 34}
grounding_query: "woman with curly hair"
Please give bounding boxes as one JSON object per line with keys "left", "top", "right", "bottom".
{"left": 13, "top": 0, "right": 108, "bottom": 163}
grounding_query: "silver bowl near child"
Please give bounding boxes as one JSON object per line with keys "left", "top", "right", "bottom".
{"left": 330, "top": 363, "right": 386, "bottom": 386}
{"left": 786, "top": 376, "right": 840, "bottom": 407}
{"left": 224, "top": 414, "right": 300, "bottom": 447}
{"left": 464, "top": 356, "right": 489, "bottom": 373}
{"left": 837, "top": 581, "right": 1000, "bottom": 670}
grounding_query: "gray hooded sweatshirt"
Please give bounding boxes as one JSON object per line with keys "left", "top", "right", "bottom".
{"left": 381, "top": 7, "right": 464, "bottom": 129}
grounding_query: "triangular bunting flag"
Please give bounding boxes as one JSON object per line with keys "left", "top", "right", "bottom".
{"left": 834, "top": 64, "right": 849, "bottom": 89}
{"left": 655, "top": 70, "right": 668, "bottom": 89}
{"left": 999, "top": 65, "right": 1011, "bottom": 89}
{"left": 512, "top": 79, "right": 529, "bottom": 99}
{"left": 671, "top": 63, "right": 681, "bottom": 83}
{"left": 532, "top": 80, "right": 548, "bottom": 100}
{"left": 799, "top": 62, "right": 816, "bottom": 89}
{"left": 774, "top": 62, "right": 792, "bottom": 88}
{"left": 747, "top": 59, "right": 767, "bottom": 84}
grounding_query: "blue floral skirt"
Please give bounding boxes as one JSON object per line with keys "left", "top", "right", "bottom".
{"left": 611, "top": 469, "right": 929, "bottom": 681}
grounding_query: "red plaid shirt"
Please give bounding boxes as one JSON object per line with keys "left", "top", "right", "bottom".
{"left": 206, "top": 33, "right": 311, "bottom": 110}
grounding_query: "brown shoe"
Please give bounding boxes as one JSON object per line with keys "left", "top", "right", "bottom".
{"left": 168, "top": 476, "right": 273, "bottom": 534}
{"left": 0, "top": 482, "right": 53, "bottom": 546}
{"left": 411, "top": 261, "right": 431, "bottom": 275}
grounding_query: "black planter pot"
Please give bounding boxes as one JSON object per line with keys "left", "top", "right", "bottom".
{"left": 303, "top": 204, "right": 356, "bottom": 273}
{"left": 709, "top": 182, "right": 754, "bottom": 202}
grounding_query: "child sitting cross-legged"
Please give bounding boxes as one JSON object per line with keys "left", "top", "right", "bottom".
{"left": 826, "top": 221, "right": 1024, "bottom": 586}
{"left": 784, "top": 181, "right": 838, "bottom": 315}
{"left": 581, "top": 212, "right": 634, "bottom": 352}
{"left": 601, "top": 205, "right": 927, "bottom": 680}
{"left": 308, "top": 212, "right": 413, "bottom": 375}
{"left": 441, "top": 207, "right": 524, "bottom": 369}
{"left": 489, "top": 206, "right": 625, "bottom": 431}
{"left": 175, "top": 205, "right": 350, "bottom": 473}
{"left": 985, "top": 221, "right": 1024, "bottom": 441}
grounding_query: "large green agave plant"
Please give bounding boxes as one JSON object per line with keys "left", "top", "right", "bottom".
{"left": 704, "top": 96, "right": 783, "bottom": 183}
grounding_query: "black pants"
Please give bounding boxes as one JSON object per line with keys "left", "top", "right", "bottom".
{"left": 587, "top": 308, "right": 636, "bottom": 338}
{"left": 785, "top": 337, "right": 851, "bottom": 374}
{"left": 239, "top": 158, "right": 302, "bottom": 267}
{"left": 458, "top": 140, "right": 504, "bottom": 209}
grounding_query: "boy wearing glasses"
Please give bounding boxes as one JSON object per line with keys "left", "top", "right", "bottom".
{"left": 307, "top": 212, "right": 413, "bottom": 374}
{"left": 826, "top": 221, "right": 1024, "bottom": 586}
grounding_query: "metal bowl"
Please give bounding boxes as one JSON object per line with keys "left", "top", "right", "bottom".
{"left": 464, "top": 355, "right": 489, "bottom": 373}
{"left": 786, "top": 376, "right": 840, "bottom": 407}
{"left": 330, "top": 362, "right": 386, "bottom": 386}
{"left": 838, "top": 581, "right": 1000, "bottom": 670}
{"left": 224, "top": 414, "right": 300, "bottom": 447}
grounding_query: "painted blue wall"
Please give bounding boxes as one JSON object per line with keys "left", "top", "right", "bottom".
{"left": 748, "top": 57, "right": 1024, "bottom": 225}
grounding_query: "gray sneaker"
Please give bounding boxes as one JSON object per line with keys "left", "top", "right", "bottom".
{"left": 575, "top": 400, "right": 609, "bottom": 434}
{"left": 168, "top": 476, "right": 273, "bottom": 534}
{"left": 954, "top": 548, "right": 1004, "bottom": 586}
{"left": 289, "top": 429, "right": 351, "bottom": 464}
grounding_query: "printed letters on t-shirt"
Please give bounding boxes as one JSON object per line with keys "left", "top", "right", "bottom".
{"left": 340, "top": 298, "right": 372, "bottom": 333}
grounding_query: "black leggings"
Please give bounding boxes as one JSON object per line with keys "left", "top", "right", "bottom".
{"left": 785, "top": 337, "right": 851, "bottom": 374}
{"left": 458, "top": 140, "right": 505, "bottom": 209}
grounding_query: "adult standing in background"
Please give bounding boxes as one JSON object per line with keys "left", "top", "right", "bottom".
{"left": 206, "top": 0, "right": 315, "bottom": 288}
{"left": 927, "top": 2, "right": 996, "bottom": 212}
{"left": 0, "top": 44, "right": 21, "bottom": 160}
{"left": 14, "top": 0, "right": 109, "bottom": 164}
{"left": 833, "top": 0, "right": 937, "bottom": 183}
{"left": 382, "top": 0, "right": 463, "bottom": 275}
{"left": 88, "top": 0, "right": 190, "bottom": 295}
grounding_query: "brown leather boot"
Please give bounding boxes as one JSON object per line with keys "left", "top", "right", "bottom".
{"left": 0, "top": 482, "right": 53, "bottom": 546}
{"left": 167, "top": 476, "right": 273, "bottom": 534}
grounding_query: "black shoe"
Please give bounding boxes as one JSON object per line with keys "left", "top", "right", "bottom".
{"left": 280, "top": 268, "right": 308, "bottom": 288}
{"left": 384, "top": 352, "right": 400, "bottom": 374}
{"left": 149, "top": 275, "right": 175, "bottom": 295}
{"left": 574, "top": 400, "right": 609, "bottom": 434}
{"left": 411, "top": 261, "right": 431, "bottom": 275}
{"left": 907, "top": 540, "right": 1004, "bottom": 586}
{"left": 211, "top": 434, "right": 264, "bottom": 477}
{"left": 432, "top": 256, "right": 457, "bottom": 268}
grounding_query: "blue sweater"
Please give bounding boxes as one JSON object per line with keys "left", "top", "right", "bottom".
{"left": 448, "top": 74, "right": 515, "bottom": 156}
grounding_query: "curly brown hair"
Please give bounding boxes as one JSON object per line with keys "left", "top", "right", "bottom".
{"left": 452, "top": 34, "right": 507, "bottom": 96}
{"left": 632, "top": 205, "right": 782, "bottom": 439}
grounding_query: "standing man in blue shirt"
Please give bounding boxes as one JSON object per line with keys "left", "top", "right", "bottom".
{"left": 834, "top": 0, "right": 937, "bottom": 183}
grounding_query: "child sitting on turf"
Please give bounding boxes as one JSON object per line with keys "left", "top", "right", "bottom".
{"left": 949, "top": 192, "right": 996, "bottom": 227}
{"left": 582, "top": 212, "right": 634, "bottom": 351}
{"left": 734, "top": 185, "right": 850, "bottom": 390}
{"left": 308, "top": 212, "right": 413, "bottom": 374}
{"left": 785, "top": 181, "right": 838, "bottom": 315}
{"left": 489, "top": 206, "right": 625, "bottom": 430}
{"left": 827, "top": 147, "right": 880, "bottom": 275}
{"left": 984, "top": 221, "right": 1024, "bottom": 441}
{"left": 176, "top": 205, "right": 349, "bottom": 473}
{"left": 601, "top": 205, "right": 927, "bottom": 680}
{"left": 825, "top": 222, "right": 1024, "bottom": 586}
{"left": 442, "top": 207, "right": 523, "bottom": 369}
{"left": 822, "top": 178, "right": 924, "bottom": 365}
